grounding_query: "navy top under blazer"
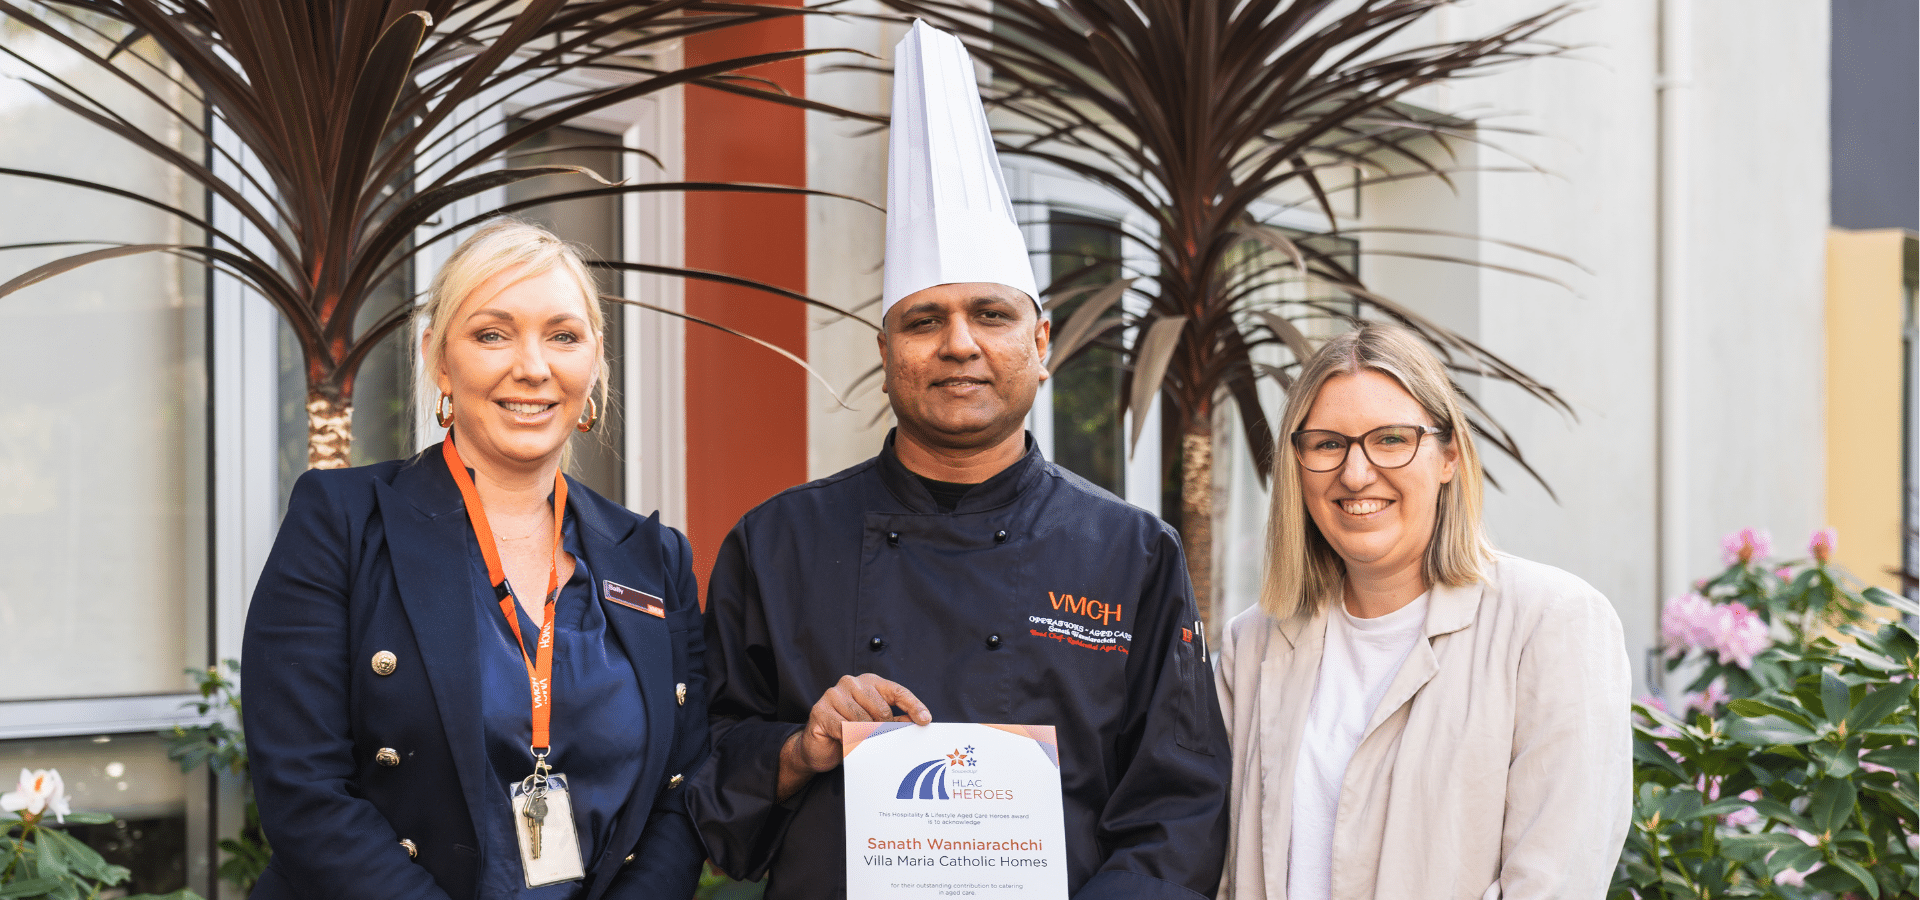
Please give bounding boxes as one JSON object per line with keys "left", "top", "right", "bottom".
{"left": 473, "top": 518, "right": 647, "bottom": 898}
{"left": 241, "top": 443, "right": 708, "bottom": 900}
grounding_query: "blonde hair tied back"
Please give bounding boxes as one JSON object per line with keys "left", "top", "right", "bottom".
{"left": 1257, "top": 323, "right": 1495, "bottom": 621}
{"left": 419, "top": 217, "right": 611, "bottom": 457}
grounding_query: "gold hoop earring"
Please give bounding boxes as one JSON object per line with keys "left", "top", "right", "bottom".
{"left": 435, "top": 393, "right": 454, "bottom": 428}
{"left": 576, "top": 397, "right": 599, "bottom": 433}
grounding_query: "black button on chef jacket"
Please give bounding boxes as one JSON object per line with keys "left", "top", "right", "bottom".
{"left": 686, "top": 431, "right": 1229, "bottom": 900}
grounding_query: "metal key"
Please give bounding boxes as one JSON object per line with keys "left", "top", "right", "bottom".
{"left": 524, "top": 790, "right": 548, "bottom": 859}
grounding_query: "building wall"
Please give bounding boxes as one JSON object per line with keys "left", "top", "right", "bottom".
{"left": 1382, "top": 0, "right": 1831, "bottom": 691}
{"left": 1826, "top": 229, "right": 1913, "bottom": 594}
{"left": 806, "top": 6, "right": 899, "bottom": 480}
{"left": 683, "top": 13, "right": 813, "bottom": 583}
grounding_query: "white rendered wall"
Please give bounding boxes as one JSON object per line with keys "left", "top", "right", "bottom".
{"left": 1382, "top": 0, "right": 1830, "bottom": 691}
{"left": 807, "top": 7, "right": 901, "bottom": 479}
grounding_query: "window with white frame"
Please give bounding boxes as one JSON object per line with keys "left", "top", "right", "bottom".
{"left": 1008, "top": 162, "right": 1163, "bottom": 515}
{"left": 504, "top": 122, "right": 628, "bottom": 501}
{"left": 410, "top": 66, "right": 686, "bottom": 525}
{"left": 0, "top": 14, "right": 211, "bottom": 895}
{"left": 1213, "top": 210, "right": 1359, "bottom": 625}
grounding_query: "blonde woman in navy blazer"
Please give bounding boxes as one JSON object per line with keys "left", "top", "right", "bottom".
{"left": 242, "top": 219, "right": 707, "bottom": 900}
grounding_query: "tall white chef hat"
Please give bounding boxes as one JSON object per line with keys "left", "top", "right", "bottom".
{"left": 882, "top": 20, "right": 1041, "bottom": 317}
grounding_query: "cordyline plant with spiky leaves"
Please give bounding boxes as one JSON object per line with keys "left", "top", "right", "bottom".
{"left": 0, "top": 0, "right": 874, "bottom": 468}
{"left": 873, "top": 0, "right": 1580, "bottom": 634}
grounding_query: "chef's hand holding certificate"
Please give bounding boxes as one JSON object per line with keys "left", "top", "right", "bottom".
{"left": 842, "top": 722, "right": 1069, "bottom": 899}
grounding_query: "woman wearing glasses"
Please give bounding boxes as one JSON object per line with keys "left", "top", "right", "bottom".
{"left": 1214, "top": 324, "right": 1630, "bottom": 900}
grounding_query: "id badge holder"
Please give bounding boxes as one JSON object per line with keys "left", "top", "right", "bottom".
{"left": 510, "top": 773, "right": 586, "bottom": 887}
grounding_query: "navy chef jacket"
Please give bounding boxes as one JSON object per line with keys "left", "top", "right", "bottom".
{"left": 685, "top": 432, "right": 1230, "bottom": 900}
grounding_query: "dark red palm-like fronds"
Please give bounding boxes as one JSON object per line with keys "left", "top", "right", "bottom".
{"left": 0, "top": 0, "right": 874, "bottom": 466}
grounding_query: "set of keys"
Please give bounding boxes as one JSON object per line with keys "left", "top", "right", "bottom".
{"left": 511, "top": 754, "right": 584, "bottom": 885}
{"left": 522, "top": 776, "right": 549, "bottom": 858}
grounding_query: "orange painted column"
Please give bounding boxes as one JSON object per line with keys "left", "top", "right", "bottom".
{"left": 683, "top": 12, "right": 809, "bottom": 589}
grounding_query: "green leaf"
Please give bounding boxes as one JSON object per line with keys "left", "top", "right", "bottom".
{"left": 1632, "top": 740, "right": 1689, "bottom": 780}
{"left": 0, "top": 877, "right": 63, "bottom": 899}
{"left": 1831, "top": 827, "right": 1873, "bottom": 846}
{"left": 1752, "top": 798, "right": 1816, "bottom": 830}
{"left": 1861, "top": 746, "right": 1914, "bottom": 770}
{"left": 1747, "top": 655, "right": 1795, "bottom": 691}
{"left": 36, "top": 826, "right": 67, "bottom": 876}
{"left": 1694, "top": 796, "right": 1757, "bottom": 819}
{"left": 1727, "top": 697, "right": 1818, "bottom": 729}
{"left": 1844, "top": 682, "right": 1912, "bottom": 732}
{"left": 1827, "top": 855, "right": 1880, "bottom": 898}
{"left": 1820, "top": 669, "right": 1853, "bottom": 723}
{"left": 1721, "top": 831, "right": 1802, "bottom": 862}
{"left": 1810, "top": 740, "right": 1861, "bottom": 777}
{"left": 1767, "top": 843, "right": 1822, "bottom": 876}
{"left": 34, "top": 827, "right": 111, "bottom": 881}
{"left": 1727, "top": 714, "right": 1820, "bottom": 746}
{"left": 1809, "top": 776, "right": 1859, "bottom": 834}
{"left": 1863, "top": 585, "right": 1919, "bottom": 616}
{"left": 1659, "top": 787, "right": 1704, "bottom": 821}
{"left": 56, "top": 812, "right": 112, "bottom": 825}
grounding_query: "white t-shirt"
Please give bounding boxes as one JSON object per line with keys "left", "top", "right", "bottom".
{"left": 1287, "top": 592, "right": 1430, "bottom": 900}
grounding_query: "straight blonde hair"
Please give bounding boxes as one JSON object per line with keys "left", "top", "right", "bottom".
{"left": 419, "top": 217, "right": 611, "bottom": 442}
{"left": 1258, "top": 323, "right": 1494, "bottom": 620}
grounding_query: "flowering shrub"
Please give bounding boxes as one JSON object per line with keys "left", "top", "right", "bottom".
{"left": 1613, "top": 529, "right": 1918, "bottom": 900}
{"left": 0, "top": 768, "right": 202, "bottom": 900}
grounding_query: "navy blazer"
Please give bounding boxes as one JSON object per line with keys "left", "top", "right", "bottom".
{"left": 241, "top": 444, "right": 708, "bottom": 900}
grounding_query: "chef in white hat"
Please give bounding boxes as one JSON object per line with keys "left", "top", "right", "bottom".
{"left": 686, "top": 21, "right": 1230, "bottom": 900}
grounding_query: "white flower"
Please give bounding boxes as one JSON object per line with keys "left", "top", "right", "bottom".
{"left": 1, "top": 768, "right": 70, "bottom": 823}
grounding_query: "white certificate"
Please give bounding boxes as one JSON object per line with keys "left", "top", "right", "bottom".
{"left": 843, "top": 722, "right": 1069, "bottom": 900}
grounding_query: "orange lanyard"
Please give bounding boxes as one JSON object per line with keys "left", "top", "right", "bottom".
{"left": 442, "top": 438, "right": 568, "bottom": 759}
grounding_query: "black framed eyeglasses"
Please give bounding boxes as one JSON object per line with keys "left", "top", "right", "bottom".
{"left": 1289, "top": 425, "right": 1446, "bottom": 473}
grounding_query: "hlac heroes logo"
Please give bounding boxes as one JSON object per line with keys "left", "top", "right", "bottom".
{"left": 895, "top": 746, "right": 976, "bottom": 800}
{"left": 894, "top": 745, "right": 1014, "bottom": 801}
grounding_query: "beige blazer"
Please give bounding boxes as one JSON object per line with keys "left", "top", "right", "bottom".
{"left": 1215, "top": 554, "right": 1632, "bottom": 900}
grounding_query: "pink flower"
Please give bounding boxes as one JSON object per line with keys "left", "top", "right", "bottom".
{"left": 1722, "top": 528, "right": 1773, "bottom": 567}
{"left": 1773, "top": 565, "right": 1794, "bottom": 581}
{"left": 1723, "top": 790, "right": 1762, "bottom": 828}
{"left": 1713, "top": 602, "right": 1771, "bottom": 669}
{"left": 1662, "top": 594, "right": 1771, "bottom": 668}
{"left": 1661, "top": 593, "right": 1717, "bottom": 656}
{"left": 1808, "top": 528, "right": 1836, "bottom": 564}
{"left": 1686, "top": 679, "right": 1730, "bottom": 715}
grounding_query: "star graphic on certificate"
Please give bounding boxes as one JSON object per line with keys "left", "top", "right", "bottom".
{"left": 947, "top": 749, "right": 968, "bottom": 766}
{"left": 963, "top": 746, "right": 975, "bottom": 754}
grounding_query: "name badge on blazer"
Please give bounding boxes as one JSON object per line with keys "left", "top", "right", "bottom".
{"left": 604, "top": 581, "right": 665, "bottom": 618}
